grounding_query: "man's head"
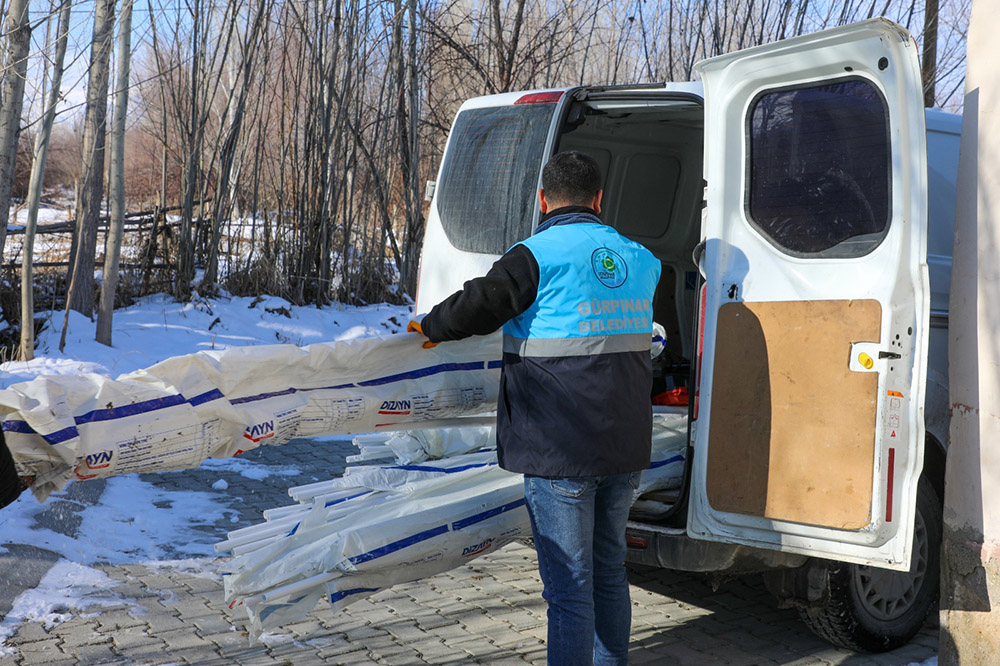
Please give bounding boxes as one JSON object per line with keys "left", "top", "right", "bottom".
{"left": 539, "top": 151, "right": 603, "bottom": 214}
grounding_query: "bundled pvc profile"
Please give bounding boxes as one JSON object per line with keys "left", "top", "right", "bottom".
{"left": 218, "top": 414, "right": 687, "bottom": 639}
{"left": 0, "top": 332, "right": 501, "bottom": 501}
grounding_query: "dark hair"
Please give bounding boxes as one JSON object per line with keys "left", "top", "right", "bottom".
{"left": 541, "top": 151, "right": 602, "bottom": 205}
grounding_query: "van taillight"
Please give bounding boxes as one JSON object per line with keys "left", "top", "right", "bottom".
{"left": 693, "top": 283, "right": 706, "bottom": 421}
{"left": 514, "top": 91, "right": 564, "bottom": 105}
{"left": 626, "top": 535, "right": 648, "bottom": 549}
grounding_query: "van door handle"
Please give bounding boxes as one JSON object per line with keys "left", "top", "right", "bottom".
{"left": 878, "top": 351, "right": 901, "bottom": 360}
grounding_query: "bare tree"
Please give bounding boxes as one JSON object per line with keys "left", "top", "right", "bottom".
{"left": 19, "top": 0, "right": 72, "bottom": 361}
{"left": 0, "top": 0, "right": 31, "bottom": 252}
{"left": 63, "top": 0, "right": 116, "bottom": 329}
{"left": 96, "top": 0, "right": 134, "bottom": 346}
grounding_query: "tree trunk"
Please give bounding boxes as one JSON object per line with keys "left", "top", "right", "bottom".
{"left": 921, "top": 0, "right": 939, "bottom": 107}
{"left": 0, "top": 0, "right": 31, "bottom": 252}
{"left": 19, "top": 0, "right": 71, "bottom": 361}
{"left": 96, "top": 0, "right": 134, "bottom": 346}
{"left": 63, "top": 0, "right": 115, "bottom": 323}
{"left": 176, "top": 0, "right": 202, "bottom": 300}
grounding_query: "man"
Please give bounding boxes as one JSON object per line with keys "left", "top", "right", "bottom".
{"left": 410, "top": 151, "right": 660, "bottom": 665}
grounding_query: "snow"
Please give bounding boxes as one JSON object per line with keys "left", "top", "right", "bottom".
{"left": 1, "top": 292, "right": 409, "bottom": 389}
{"left": 0, "top": 473, "right": 237, "bottom": 564}
{"left": 0, "top": 560, "right": 134, "bottom": 657}
{"left": 0, "top": 291, "right": 411, "bottom": 651}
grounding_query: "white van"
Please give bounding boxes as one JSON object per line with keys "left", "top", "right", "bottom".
{"left": 415, "top": 18, "right": 961, "bottom": 652}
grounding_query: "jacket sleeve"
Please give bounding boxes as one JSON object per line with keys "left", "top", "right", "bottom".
{"left": 420, "top": 244, "right": 539, "bottom": 342}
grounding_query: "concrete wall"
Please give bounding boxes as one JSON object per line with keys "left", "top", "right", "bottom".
{"left": 940, "top": 1, "right": 1000, "bottom": 662}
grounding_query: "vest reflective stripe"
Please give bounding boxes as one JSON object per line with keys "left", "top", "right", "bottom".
{"left": 503, "top": 332, "right": 650, "bottom": 357}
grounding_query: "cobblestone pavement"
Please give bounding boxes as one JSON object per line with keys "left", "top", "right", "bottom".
{"left": 1, "top": 437, "right": 938, "bottom": 665}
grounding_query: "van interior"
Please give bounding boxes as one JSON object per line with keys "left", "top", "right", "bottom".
{"left": 556, "top": 96, "right": 706, "bottom": 522}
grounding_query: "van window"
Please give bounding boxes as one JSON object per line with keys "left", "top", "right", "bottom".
{"left": 747, "top": 79, "right": 890, "bottom": 257}
{"left": 436, "top": 105, "right": 553, "bottom": 254}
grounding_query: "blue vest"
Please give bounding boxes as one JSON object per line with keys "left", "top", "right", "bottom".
{"left": 496, "top": 214, "right": 662, "bottom": 477}
{"left": 503, "top": 221, "right": 660, "bottom": 355}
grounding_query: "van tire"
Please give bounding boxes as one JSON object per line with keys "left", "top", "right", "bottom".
{"left": 798, "top": 477, "right": 941, "bottom": 652}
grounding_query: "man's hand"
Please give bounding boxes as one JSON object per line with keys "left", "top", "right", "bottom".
{"left": 407, "top": 320, "right": 439, "bottom": 348}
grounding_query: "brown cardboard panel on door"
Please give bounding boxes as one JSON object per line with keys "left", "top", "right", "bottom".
{"left": 706, "top": 299, "right": 880, "bottom": 529}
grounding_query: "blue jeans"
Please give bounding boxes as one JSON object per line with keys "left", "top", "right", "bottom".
{"left": 524, "top": 472, "right": 640, "bottom": 666}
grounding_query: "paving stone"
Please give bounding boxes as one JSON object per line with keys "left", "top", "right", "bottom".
{"left": 156, "top": 627, "right": 215, "bottom": 651}
{"left": 313, "top": 633, "right": 368, "bottom": 658}
{"left": 50, "top": 621, "right": 106, "bottom": 648}
{"left": 7, "top": 622, "right": 51, "bottom": 644}
{"left": 12, "top": 638, "right": 65, "bottom": 664}
{"left": 414, "top": 612, "right": 459, "bottom": 630}
{"left": 68, "top": 642, "right": 118, "bottom": 665}
{"left": 192, "top": 613, "right": 236, "bottom": 635}
{"left": 110, "top": 627, "right": 159, "bottom": 650}
{"left": 95, "top": 610, "right": 148, "bottom": 632}
{"left": 381, "top": 618, "right": 429, "bottom": 643}
{"left": 326, "top": 649, "right": 377, "bottom": 666}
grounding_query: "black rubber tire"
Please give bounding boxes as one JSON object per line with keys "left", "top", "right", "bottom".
{"left": 798, "top": 477, "right": 941, "bottom": 652}
{"left": 0, "top": 428, "right": 25, "bottom": 509}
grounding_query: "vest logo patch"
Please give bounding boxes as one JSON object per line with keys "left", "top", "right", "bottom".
{"left": 591, "top": 248, "right": 627, "bottom": 288}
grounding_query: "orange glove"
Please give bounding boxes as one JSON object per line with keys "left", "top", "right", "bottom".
{"left": 407, "top": 320, "right": 439, "bottom": 348}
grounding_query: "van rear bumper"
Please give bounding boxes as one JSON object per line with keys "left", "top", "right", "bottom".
{"left": 625, "top": 521, "right": 808, "bottom": 574}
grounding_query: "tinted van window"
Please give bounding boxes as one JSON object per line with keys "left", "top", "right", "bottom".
{"left": 437, "top": 104, "right": 554, "bottom": 254}
{"left": 748, "top": 79, "right": 890, "bottom": 257}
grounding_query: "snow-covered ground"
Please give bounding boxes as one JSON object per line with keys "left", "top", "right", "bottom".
{"left": 0, "top": 292, "right": 411, "bottom": 653}
{"left": 1, "top": 292, "right": 410, "bottom": 387}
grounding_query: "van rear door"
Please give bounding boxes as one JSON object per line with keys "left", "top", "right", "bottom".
{"left": 415, "top": 91, "right": 567, "bottom": 312}
{"left": 689, "top": 18, "right": 929, "bottom": 570}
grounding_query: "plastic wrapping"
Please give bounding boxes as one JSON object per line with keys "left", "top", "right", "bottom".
{"left": 218, "top": 414, "right": 687, "bottom": 639}
{"left": 1, "top": 332, "right": 501, "bottom": 500}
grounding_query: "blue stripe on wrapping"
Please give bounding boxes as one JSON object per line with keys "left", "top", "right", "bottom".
{"left": 487, "top": 360, "right": 503, "bottom": 369}
{"left": 2, "top": 420, "right": 34, "bottom": 433}
{"left": 189, "top": 389, "right": 224, "bottom": 406}
{"left": 42, "top": 426, "right": 79, "bottom": 445}
{"left": 385, "top": 462, "right": 496, "bottom": 474}
{"left": 2, "top": 420, "right": 78, "bottom": 444}
{"left": 452, "top": 498, "right": 526, "bottom": 531}
{"left": 648, "top": 454, "right": 685, "bottom": 469}
{"left": 230, "top": 387, "right": 298, "bottom": 405}
{"left": 357, "top": 362, "right": 485, "bottom": 387}
{"left": 348, "top": 524, "right": 449, "bottom": 565}
{"left": 324, "top": 490, "right": 372, "bottom": 508}
{"left": 330, "top": 587, "right": 379, "bottom": 604}
{"left": 287, "top": 522, "right": 300, "bottom": 537}
{"left": 75, "top": 394, "right": 188, "bottom": 425}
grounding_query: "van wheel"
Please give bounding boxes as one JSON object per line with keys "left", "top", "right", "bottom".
{"left": 798, "top": 477, "right": 941, "bottom": 652}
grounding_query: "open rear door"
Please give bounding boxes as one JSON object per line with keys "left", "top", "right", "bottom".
{"left": 688, "top": 19, "right": 928, "bottom": 570}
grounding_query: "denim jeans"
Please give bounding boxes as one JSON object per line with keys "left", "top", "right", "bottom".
{"left": 523, "top": 472, "right": 641, "bottom": 666}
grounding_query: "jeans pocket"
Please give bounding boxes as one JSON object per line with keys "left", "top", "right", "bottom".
{"left": 627, "top": 471, "right": 642, "bottom": 491}
{"left": 549, "top": 477, "right": 589, "bottom": 498}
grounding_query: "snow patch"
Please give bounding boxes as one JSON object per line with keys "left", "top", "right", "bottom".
{"left": 0, "top": 560, "right": 133, "bottom": 658}
{"left": 0, "top": 474, "right": 238, "bottom": 565}
{"left": 198, "top": 457, "right": 301, "bottom": 481}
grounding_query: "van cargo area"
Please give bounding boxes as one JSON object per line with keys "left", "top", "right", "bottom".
{"left": 557, "top": 95, "right": 704, "bottom": 524}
